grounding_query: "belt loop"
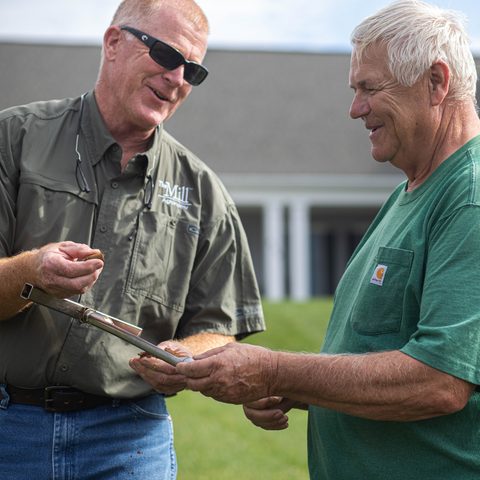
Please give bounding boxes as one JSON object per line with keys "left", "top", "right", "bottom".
{"left": 113, "top": 398, "right": 121, "bottom": 408}
{"left": 1, "top": 383, "right": 10, "bottom": 409}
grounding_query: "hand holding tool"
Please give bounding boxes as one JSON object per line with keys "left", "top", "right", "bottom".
{"left": 20, "top": 283, "right": 193, "bottom": 366}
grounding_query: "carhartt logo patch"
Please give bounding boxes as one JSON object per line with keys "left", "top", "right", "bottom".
{"left": 370, "top": 264, "right": 387, "bottom": 286}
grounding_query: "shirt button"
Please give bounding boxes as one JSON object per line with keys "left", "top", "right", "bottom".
{"left": 112, "top": 145, "right": 119, "bottom": 152}
{"left": 100, "top": 226, "right": 108, "bottom": 233}
{"left": 111, "top": 182, "right": 119, "bottom": 189}
{"left": 61, "top": 364, "right": 68, "bottom": 371}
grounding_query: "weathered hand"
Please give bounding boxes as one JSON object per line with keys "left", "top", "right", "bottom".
{"left": 129, "top": 341, "right": 193, "bottom": 396}
{"left": 243, "top": 397, "right": 298, "bottom": 430}
{"left": 32, "top": 241, "right": 104, "bottom": 298}
{"left": 176, "top": 343, "right": 278, "bottom": 405}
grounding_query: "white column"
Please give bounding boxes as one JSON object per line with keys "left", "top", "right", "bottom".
{"left": 289, "top": 200, "right": 310, "bottom": 301}
{"left": 263, "top": 201, "right": 285, "bottom": 301}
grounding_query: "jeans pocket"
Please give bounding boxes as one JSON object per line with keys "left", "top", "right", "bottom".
{"left": 351, "top": 246, "right": 413, "bottom": 335}
{"left": 0, "top": 383, "right": 9, "bottom": 409}
{"left": 125, "top": 394, "right": 171, "bottom": 420}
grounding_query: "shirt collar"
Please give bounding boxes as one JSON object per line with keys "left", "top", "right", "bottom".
{"left": 143, "top": 124, "right": 163, "bottom": 181}
{"left": 80, "top": 90, "right": 117, "bottom": 167}
{"left": 80, "top": 89, "right": 163, "bottom": 176}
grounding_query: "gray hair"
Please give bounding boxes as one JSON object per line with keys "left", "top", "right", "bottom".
{"left": 350, "top": 0, "right": 477, "bottom": 103}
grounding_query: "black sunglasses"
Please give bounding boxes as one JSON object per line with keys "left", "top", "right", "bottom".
{"left": 120, "top": 26, "right": 208, "bottom": 86}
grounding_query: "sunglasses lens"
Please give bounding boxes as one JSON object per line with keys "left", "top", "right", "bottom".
{"left": 184, "top": 64, "right": 209, "bottom": 86}
{"left": 150, "top": 42, "right": 183, "bottom": 70}
{"left": 150, "top": 39, "right": 209, "bottom": 86}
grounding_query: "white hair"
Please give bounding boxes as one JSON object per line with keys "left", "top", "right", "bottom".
{"left": 350, "top": 0, "right": 478, "bottom": 103}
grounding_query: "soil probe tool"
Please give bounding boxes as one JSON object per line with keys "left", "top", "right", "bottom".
{"left": 20, "top": 283, "right": 193, "bottom": 366}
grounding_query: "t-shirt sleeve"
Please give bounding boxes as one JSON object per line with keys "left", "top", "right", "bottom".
{"left": 174, "top": 205, "right": 265, "bottom": 340}
{"left": 401, "top": 205, "right": 480, "bottom": 384}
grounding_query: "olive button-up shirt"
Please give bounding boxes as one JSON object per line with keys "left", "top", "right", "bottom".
{"left": 0, "top": 91, "right": 265, "bottom": 398}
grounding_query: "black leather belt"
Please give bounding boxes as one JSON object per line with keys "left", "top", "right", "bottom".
{"left": 1, "top": 385, "right": 113, "bottom": 412}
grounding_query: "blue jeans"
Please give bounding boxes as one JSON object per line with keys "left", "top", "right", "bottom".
{"left": 0, "top": 384, "right": 177, "bottom": 479}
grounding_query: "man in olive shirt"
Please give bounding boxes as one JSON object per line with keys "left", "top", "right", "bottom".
{"left": 0, "top": 0, "right": 264, "bottom": 478}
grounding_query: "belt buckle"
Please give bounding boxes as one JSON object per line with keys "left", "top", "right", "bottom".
{"left": 44, "top": 385, "right": 75, "bottom": 413}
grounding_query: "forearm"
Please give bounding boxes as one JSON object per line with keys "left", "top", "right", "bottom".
{"left": 0, "top": 251, "right": 37, "bottom": 321}
{"left": 271, "top": 350, "right": 475, "bottom": 421}
{"left": 178, "top": 333, "right": 235, "bottom": 356}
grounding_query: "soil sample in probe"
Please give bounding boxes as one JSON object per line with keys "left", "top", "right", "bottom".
{"left": 84, "top": 252, "right": 105, "bottom": 262}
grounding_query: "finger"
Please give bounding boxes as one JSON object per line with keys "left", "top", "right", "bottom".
{"left": 176, "top": 357, "right": 213, "bottom": 378}
{"left": 243, "top": 405, "right": 284, "bottom": 421}
{"left": 192, "top": 345, "right": 229, "bottom": 361}
{"left": 132, "top": 358, "right": 188, "bottom": 390}
{"left": 246, "top": 416, "right": 289, "bottom": 430}
{"left": 57, "top": 257, "right": 103, "bottom": 279}
{"left": 253, "top": 419, "right": 289, "bottom": 431}
{"left": 129, "top": 360, "right": 188, "bottom": 395}
{"left": 83, "top": 252, "right": 105, "bottom": 261}
{"left": 57, "top": 242, "right": 101, "bottom": 260}
{"left": 157, "top": 341, "right": 192, "bottom": 358}
{"left": 183, "top": 376, "right": 215, "bottom": 394}
{"left": 244, "top": 397, "right": 283, "bottom": 410}
{"left": 42, "top": 269, "right": 103, "bottom": 298}
{"left": 243, "top": 405, "right": 289, "bottom": 430}
{"left": 131, "top": 356, "right": 177, "bottom": 376}
{"left": 129, "top": 359, "right": 187, "bottom": 388}
{"left": 39, "top": 249, "right": 103, "bottom": 282}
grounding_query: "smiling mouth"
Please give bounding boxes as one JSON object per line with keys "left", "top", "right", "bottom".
{"left": 369, "top": 126, "right": 382, "bottom": 135}
{"left": 152, "top": 88, "right": 169, "bottom": 102}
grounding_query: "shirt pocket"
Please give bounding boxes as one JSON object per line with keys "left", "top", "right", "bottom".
{"left": 15, "top": 173, "right": 96, "bottom": 251}
{"left": 351, "top": 246, "right": 413, "bottom": 335}
{"left": 125, "top": 212, "right": 199, "bottom": 311}
{"left": 125, "top": 211, "right": 175, "bottom": 304}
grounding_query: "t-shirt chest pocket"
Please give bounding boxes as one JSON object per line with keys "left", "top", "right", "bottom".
{"left": 351, "top": 246, "right": 414, "bottom": 335}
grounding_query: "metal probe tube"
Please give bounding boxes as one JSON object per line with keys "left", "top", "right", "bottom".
{"left": 81, "top": 309, "right": 192, "bottom": 366}
{"left": 20, "top": 283, "right": 193, "bottom": 367}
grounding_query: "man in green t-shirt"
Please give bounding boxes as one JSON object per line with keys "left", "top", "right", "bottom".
{"left": 178, "top": 1, "right": 480, "bottom": 478}
{"left": 0, "top": 0, "right": 264, "bottom": 478}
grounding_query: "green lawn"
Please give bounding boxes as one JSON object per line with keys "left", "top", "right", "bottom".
{"left": 166, "top": 298, "right": 333, "bottom": 480}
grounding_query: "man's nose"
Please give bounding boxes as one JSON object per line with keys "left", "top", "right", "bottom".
{"left": 349, "top": 93, "right": 370, "bottom": 120}
{"left": 163, "top": 64, "right": 185, "bottom": 87}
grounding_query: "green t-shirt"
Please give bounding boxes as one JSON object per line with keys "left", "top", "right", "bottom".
{"left": 308, "top": 136, "right": 480, "bottom": 479}
{"left": 0, "top": 91, "right": 265, "bottom": 398}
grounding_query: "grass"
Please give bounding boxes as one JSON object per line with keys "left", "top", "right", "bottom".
{"left": 166, "top": 297, "right": 334, "bottom": 480}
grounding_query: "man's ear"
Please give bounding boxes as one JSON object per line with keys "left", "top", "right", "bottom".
{"left": 103, "top": 26, "right": 123, "bottom": 62}
{"left": 429, "top": 60, "right": 450, "bottom": 106}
